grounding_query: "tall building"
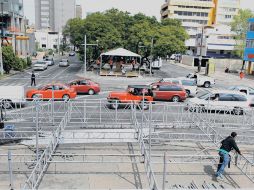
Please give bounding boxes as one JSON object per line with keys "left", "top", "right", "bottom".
{"left": 76, "top": 5, "right": 82, "bottom": 19}
{"left": 35, "top": 0, "right": 76, "bottom": 33}
{"left": 160, "top": 0, "right": 240, "bottom": 57}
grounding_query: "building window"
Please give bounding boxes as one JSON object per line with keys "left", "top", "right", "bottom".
{"left": 42, "top": 44, "right": 46, "bottom": 48}
{"left": 249, "top": 22, "right": 254, "bottom": 31}
{"left": 246, "top": 40, "right": 254, "bottom": 48}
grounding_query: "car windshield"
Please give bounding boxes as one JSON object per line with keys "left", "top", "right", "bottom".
{"left": 36, "top": 61, "right": 45, "bottom": 64}
{"left": 182, "top": 80, "right": 196, "bottom": 86}
{"left": 198, "top": 92, "right": 211, "bottom": 99}
{"left": 61, "top": 59, "right": 68, "bottom": 62}
{"left": 128, "top": 87, "right": 150, "bottom": 96}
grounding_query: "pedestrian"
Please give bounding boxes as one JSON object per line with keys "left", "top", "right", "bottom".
{"left": 240, "top": 71, "right": 244, "bottom": 80}
{"left": 31, "top": 71, "right": 36, "bottom": 86}
{"left": 109, "top": 57, "right": 113, "bottom": 72}
{"left": 215, "top": 132, "right": 241, "bottom": 179}
{"left": 53, "top": 52, "right": 55, "bottom": 57}
{"left": 131, "top": 59, "right": 136, "bottom": 71}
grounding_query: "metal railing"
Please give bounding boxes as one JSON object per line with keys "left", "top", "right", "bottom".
{"left": 22, "top": 111, "right": 68, "bottom": 189}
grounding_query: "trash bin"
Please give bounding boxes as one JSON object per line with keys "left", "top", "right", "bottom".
{"left": 4, "top": 125, "right": 15, "bottom": 138}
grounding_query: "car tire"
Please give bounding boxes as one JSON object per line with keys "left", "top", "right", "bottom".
{"left": 140, "top": 99, "right": 149, "bottom": 110}
{"left": 186, "top": 90, "right": 190, "bottom": 97}
{"left": 62, "top": 94, "right": 70, "bottom": 101}
{"left": 88, "top": 89, "right": 95, "bottom": 95}
{"left": 110, "top": 99, "right": 119, "bottom": 109}
{"left": 204, "top": 81, "right": 210, "bottom": 88}
{"left": 32, "top": 94, "right": 41, "bottom": 100}
{"left": 172, "top": 96, "right": 180, "bottom": 102}
{"left": 233, "top": 107, "right": 243, "bottom": 115}
{"left": 1, "top": 100, "right": 12, "bottom": 109}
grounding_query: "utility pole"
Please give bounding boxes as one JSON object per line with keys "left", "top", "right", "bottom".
{"left": 84, "top": 35, "right": 87, "bottom": 75}
{"left": 8, "top": 150, "right": 14, "bottom": 190}
{"left": 150, "top": 37, "right": 154, "bottom": 76}
{"left": 198, "top": 26, "right": 204, "bottom": 73}
{"left": 0, "top": 2, "right": 4, "bottom": 75}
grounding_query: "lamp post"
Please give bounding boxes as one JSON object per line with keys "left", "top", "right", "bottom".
{"left": 82, "top": 35, "right": 99, "bottom": 75}
{"left": 0, "top": 0, "right": 7, "bottom": 75}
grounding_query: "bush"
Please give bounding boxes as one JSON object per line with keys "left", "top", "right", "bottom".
{"left": 26, "top": 57, "right": 32, "bottom": 67}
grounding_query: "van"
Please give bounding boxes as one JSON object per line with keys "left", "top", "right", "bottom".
{"left": 0, "top": 86, "right": 26, "bottom": 109}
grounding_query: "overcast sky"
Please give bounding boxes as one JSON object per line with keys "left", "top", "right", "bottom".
{"left": 23, "top": 0, "right": 254, "bottom": 25}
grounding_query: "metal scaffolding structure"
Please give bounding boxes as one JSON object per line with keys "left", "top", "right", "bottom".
{"left": 1, "top": 99, "right": 254, "bottom": 189}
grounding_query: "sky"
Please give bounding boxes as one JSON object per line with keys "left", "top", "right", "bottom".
{"left": 23, "top": 0, "right": 254, "bottom": 25}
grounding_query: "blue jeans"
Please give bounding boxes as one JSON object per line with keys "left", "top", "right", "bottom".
{"left": 216, "top": 151, "right": 229, "bottom": 176}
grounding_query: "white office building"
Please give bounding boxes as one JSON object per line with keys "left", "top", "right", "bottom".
{"left": 35, "top": 0, "right": 76, "bottom": 33}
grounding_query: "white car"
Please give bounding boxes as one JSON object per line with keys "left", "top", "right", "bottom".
{"left": 187, "top": 90, "right": 250, "bottom": 114}
{"left": 59, "top": 59, "right": 69, "bottom": 67}
{"left": 186, "top": 73, "right": 215, "bottom": 88}
{"left": 228, "top": 86, "right": 254, "bottom": 106}
{"left": 151, "top": 58, "right": 162, "bottom": 69}
{"left": 159, "top": 77, "right": 197, "bottom": 97}
{"left": 33, "top": 61, "right": 48, "bottom": 71}
{"left": 44, "top": 58, "right": 54, "bottom": 66}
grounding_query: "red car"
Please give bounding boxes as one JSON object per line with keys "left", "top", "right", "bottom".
{"left": 68, "top": 79, "right": 100, "bottom": 95}
{"left": 151, "top": 82, "right": 187, "bottom": 102}
{"left": 26, "top": 83, "right": 77, "bottom": 100}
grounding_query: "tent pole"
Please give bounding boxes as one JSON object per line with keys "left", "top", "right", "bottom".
{"left": 100, "top": 55, "right": 102, "bottom": 76}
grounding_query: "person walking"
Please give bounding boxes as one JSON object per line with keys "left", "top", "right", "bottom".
{"left": 215, "top": 132, "right": 241, "bottom": 179}
{"left": 31, "top": 71, "right": 36, "bottom": 86}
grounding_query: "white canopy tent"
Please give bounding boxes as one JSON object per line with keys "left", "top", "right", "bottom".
{"left": 100, "top": 48, "right": 142, "bottom": 74}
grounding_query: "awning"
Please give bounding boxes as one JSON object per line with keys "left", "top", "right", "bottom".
{"left": 101, "top": 48, "right": 141, "bottom": 57}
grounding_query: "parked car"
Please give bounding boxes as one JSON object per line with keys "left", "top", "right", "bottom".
{"left": 159, "top": 77, "right": 197, "bottom": 97}
{"left": 0, "top": 86, "right": 26, "bottom": 109}
{"left": 151, "top": 57, "right": 162, "bottom": 69}
{"left": 59, "top": 59, "right": 69, "bottom": 67}
{"left": 44, "top": 58, "right": 54, "bottom": 66}
{"left": 187, "top": 90, "right": 250, "bottom": 115}
{"left": 151, "top": 82, "right": 187, "bottom": 102}
{"left": 26, "top": 83, "right": 76, "bottom": 101}
{"left": 107, "top": 85, "right": 153, "bottom": 109}
{"left": 228, "top": 86, "right": 254, "bottom": 106}
{"left": 69, "top": 52, "right": 75, "bottom": 56}
{"left": 33, "top": 61, "right": 48, "bottom": 71}
{"left": 186, "top": 73, "right": 215, "bottom": 88}
{"left": 68, "top": 79, "right": 100, "bottom": 95}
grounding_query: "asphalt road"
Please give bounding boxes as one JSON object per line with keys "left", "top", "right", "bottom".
{"left": 0, "top": 55, "right": 83, "bottom": 90}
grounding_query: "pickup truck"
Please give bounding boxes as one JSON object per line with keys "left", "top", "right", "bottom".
{"left": 107, "top": 85, "right": 153, "bottom": 109}
{"left": 186, "top": 73, "right": 215, "bottom": 88}
{"left": 0, "top": 86, "right": 26, "bottom": 109}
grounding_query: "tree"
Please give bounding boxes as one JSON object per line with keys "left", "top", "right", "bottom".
{"left": 63, "top": 9, "right": 188, "bottom": 60}
{"left": 231, "top": 9, "right": 254, "bottom": 58}
{"left": 2, "top": 46, "right": 15, "bottom": 73}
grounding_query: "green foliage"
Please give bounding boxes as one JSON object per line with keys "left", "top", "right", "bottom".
{"left": 231, "top": 9, "right": 254, "bottom": 58}
{"left": 2, "top": 46, "right": 30, "bottom": 73}
{"left": 2, "top": 46, "right": 15, "bottom": 73}
{"left": 47, "top": 49, "right": 53, "bottom": 55}
{"left": 63, "top": 9, "right": 189, "bottom": 59}
{"left": 26, "top": 56, "right": 32, "bottom": 67}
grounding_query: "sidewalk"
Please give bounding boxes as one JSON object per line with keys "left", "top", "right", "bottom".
{"left": 170, "top": 61, "right": 254, "bottom": 86}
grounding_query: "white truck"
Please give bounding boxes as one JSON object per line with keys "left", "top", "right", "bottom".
{"left": 0, "top": 86, "right": 26, "bottom": 109}
{"left": 186, "top": 73, "right": 215, "bottom": 88}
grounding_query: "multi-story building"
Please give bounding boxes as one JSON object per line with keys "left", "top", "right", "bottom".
{"left": 161, "top": 0, "right": 240, "bottom": 57}
{"left": 214, "top": 0, "right": 240, "bottom": 25}
{"left": 2, "top": 0, "right": 30, "bottom": 56}
{"left": 244, "top": 18, "right": 254, "bottom": 74}
{"left": 35, "top": 0, "right": 76, "bottom": 33}
{"left": 76, "top": 5, "right": 82, "bottom": 19}
{"left": 35, "top": 30, "right": 62, "bottom": 50}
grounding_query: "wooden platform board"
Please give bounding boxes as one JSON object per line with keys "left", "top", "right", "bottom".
{"left": 100, "top": 70, "right": 139, "bottom": 77}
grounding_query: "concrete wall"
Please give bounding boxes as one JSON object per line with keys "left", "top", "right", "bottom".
{"left": 181, "top": 55, "right": 242, "bottom": 71}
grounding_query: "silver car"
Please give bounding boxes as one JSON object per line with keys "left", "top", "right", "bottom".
{"left": 59, "top": 59, "right": 69, "bottom": 67}
{"left": 33, "top": 61, "right": 48, "bottom": 71}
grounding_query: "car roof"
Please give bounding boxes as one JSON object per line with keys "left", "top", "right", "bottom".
{"left": 230, "top": 85, "right": 252, "bottom": 89}
{"left": 152, "top": 82, "right": 174, "bottom": 85}
{"left": 209, "top": 89, "right": 247, "bottom": 95}
{"left": 128, "top": 85, "right": 151, "bottom": 89}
